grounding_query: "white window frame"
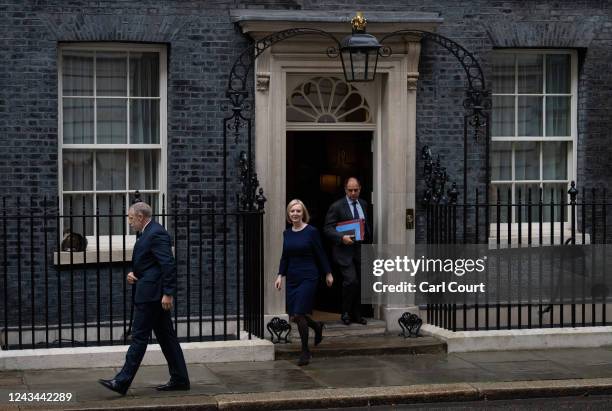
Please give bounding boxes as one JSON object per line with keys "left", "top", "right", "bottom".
{"left": 490, "top": 49, "right": 578, "bottom": 238}
{"left": 57, "top": 43, "right": 167, "bottom": 260}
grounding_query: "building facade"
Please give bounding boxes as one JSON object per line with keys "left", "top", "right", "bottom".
{"left": 1, "top": 0, "right": 612, "bottom": 347}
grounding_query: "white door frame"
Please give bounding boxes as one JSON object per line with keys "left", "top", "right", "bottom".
{"left": 255, "top": 40, "right": 422, "bottom": 331}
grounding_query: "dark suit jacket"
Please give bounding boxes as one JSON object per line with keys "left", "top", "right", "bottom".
{"left": 132, "top": 220, "right": 177, "bottom": 304}
{"left": 323, "top": 197, "right": 371, "bottom": 266}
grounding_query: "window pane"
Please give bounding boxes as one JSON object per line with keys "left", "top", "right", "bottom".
{"left": 545, "top": 96, "right": 570, "bottom": 136}
{"left": 492, "top": 53, "right": 515, "bottom": 94}
{"left": 516, "top": 183, "right": 541, "bottom": 223}
{"left": 96, "top": 151, "right": 126, "bottom": 190}
{"left": 546, "top": 54, "right": 571, "bottom": 94}
{"left": 63, "top": 98, "right": 94, "bottom": 144}
{"left": 517, "top": 96, "right": 543, "bottom": 136}
{"left": 490, "top": 184, "right": 511, "bottom": 224}
{"left": 130, "top": 52, "right": 160, "bottom": 97}
{"left": 97, "top": 194, "right": 126, "bottom": 236}
{"left": 491, "top": 142, "right": 512, "bottom": 181}
{"left": 130, "top": 100, "right": 160, "bottom": 144}
{"left": 63, "top": 151, "right": 93, "bottom": 191}
{"left": 542, "top": 183, "right": 567, "bottom": 223}
{"left": 62, "top": 51, "right": 93, "bottom": 96}
{"left": 96, "top": 52, "right": 127, "bottom": 96}
{"left": 97, "top": 98, "right": 127, "bottom": 144}
{"left": 515, "top": 142, "right": 540, "bottom": 180}
{"left": 542, "top": 142, "right": 567, "bottom": 180}
{"left": 63, "top": 194, "right": 94, "bottom": 237}
{"left": 492, "top": 96, "right": 515, "bottom": 136}
{"left": 517, "top": 54, "right": 543, "bottom": 93}
{"left": 129, "top": 150, "right": 159, "bottom": 190}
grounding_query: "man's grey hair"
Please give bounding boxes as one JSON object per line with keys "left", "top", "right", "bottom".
{"left": 129, "top": 202, "right": 152, "bottom": 218}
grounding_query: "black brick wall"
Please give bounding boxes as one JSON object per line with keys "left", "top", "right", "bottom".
{"left": 2, "top": 0, "right": 612, "bottom": 334}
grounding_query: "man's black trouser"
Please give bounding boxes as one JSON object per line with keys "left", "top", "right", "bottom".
{"left": 115, "top": 301, "right": 189, "bottom": 386}
{"left": 339, "top": 249, "right": 362, "bottom": 319}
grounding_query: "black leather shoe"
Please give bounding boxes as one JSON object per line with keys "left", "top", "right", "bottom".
{"left": 353, "top": 317, "right": 367, "bottom": 325}
{"left": 155, "top": 380, "right": 190, "bottom": 391}
{"left": 98, "top": 378, "right": 128, "bottom": 396}
{"left": 297, "top": 351, "right": 311, "bottom": 366}
{"left": 314, "top": 321, "right": 324, "bottom": 346}
{"left": 341, "top": 313, "right": 351, "bottom": 325}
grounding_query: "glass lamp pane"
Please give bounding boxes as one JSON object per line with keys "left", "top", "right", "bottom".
{"left": 351, "top": 50, "right": 366, "bottom": 81}
{"left": 96, "top": 52, "right": 127, "bottom": 96}
{"left": 366, "top": 51, "right": 378, "bottom": 81}
{"left": 129, "top": 150, "right": 159, "bottom": 190}
{"left": 129, "top": 52, "right": 159, "bottom": 97}
{"left": 491, "top": 142, "right": 512, "bottom": 181}
{"left": 542, "top": 142, "right": 567, "bottom": 180}
{"left": 492, "top": 53, "right": 515, "bottom": 94}
{"left": 341, "top": 51, "right": 354, "bottom": 81}
{"left": 96, "top": 150, "right": 126, "bottom": 190}
{"left": 130, "top": 100, "right": 159, "bottom": 143}
{"left": 63, "top": 151, "right": 93, "bottom": 191}
{"left": 545, "top": 96, "right": 570, "bottom": 136}
{"left": 518, "top": 96, "right": 543, "bottom": 136}
{"left": 546, "top": 54, "right": 571, "bottom": 94}
{"left": 62, "top": 51, "right": 93, "bottom": 96}
{"left": 97, "top": 98, "right": 127, "bottom": 144}
{"left": 63, "top": 98, "right": 94, "bottom": 144}
{"left": 515, "top": 142, "right": 540, "bottom": 180}
{"left": 492, "top": 96, "right": 515, "bottom": 136}
{"left": 518, "top": 54, "right": 543, "bottom": 93}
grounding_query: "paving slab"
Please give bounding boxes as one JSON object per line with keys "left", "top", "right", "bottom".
{"left": 380, "top": 353, "right": 480, "bottom": 371}
{"left": 453, "top": 350, "right": 544, "bottom": 363}
{"left": 275, "top": 334, "right": 445, "bottom": 359}
{"left": 304, "top": 367, "right": 415, "bottom": 388}
{"left": 530, "top": 347, "right": 612, "bottom": 365}
{"left": 5, "top": 348, "right": 612, "bottom": 409}
{"left": 213, "top": 368, "right": 326, "bottom": 393}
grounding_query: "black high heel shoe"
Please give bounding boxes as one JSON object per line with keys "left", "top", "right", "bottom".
{"left": 314, "top": 321, "right": 325, "bottom": 346}
{"left": 298, "top": 351, "right": 311, "bottom": 366}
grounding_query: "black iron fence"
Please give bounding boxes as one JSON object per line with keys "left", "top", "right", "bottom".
{"left": 0, "top": 195, "right": 264, "bottom": 350}
{"left": 425, "top": 182, "right": 612, "bottom": 331}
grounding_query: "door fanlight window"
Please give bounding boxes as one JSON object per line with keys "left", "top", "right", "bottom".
{"left": 287, "top": 76, "right": 371, "bottom": 123}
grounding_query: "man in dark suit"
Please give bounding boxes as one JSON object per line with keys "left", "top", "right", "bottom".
{"left": 324, "top": 177, "right": 371, "bottom": 325}
{"left": 99, "top": 201, "right": 189, "bottom": 395}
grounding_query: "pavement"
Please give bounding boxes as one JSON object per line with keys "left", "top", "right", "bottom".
{"left": 4, "top": 340, "right": 612, "bottom": 410}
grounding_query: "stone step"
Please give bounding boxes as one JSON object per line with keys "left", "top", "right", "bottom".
{"left": 274, "top": 334, "right": 446, "bottom": 360}
{"left": 287, "top": 318, "right": 387, "bottom": 339}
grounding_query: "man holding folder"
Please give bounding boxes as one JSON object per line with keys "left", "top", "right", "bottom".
{"left": 324, "top": 177, "right": 371, "bottom": 325}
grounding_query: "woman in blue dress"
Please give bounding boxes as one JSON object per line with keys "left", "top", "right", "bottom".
{"left": 275, "top": 199, "right": 334, "bottom": 366}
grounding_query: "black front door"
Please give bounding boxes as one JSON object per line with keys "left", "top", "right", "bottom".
{"left": 286, "top": 130, "right": 373, "bottom": 314}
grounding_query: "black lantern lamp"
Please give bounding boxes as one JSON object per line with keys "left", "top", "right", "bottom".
{"left": 340, "top": 12, "right": 383, "bottom": 82}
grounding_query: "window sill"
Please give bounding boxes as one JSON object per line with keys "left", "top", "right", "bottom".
{"left": 488, "top": 229, "right": 590, "bottom": 247}
{"left": 53, "top": 246, "right": 175, "bottom": 266}
{"left": 54, "top": 248, "right": 134, "bottom": 266}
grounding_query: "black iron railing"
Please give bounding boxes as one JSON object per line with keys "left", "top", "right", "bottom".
{"left": 425, "top": 182, "right": 612, "bottom": 331}
{"left": 0, "top": 195, "right": 264, "bottom": 350}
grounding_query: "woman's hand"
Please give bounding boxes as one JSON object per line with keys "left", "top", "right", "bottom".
{"left": 275, "top": 274, "right": 283, "bottom": 290}
{"left": 326, "top": 273, "right": 333, "bottom": 287}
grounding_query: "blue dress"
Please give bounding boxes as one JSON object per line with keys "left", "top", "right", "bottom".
{"left": 278, "top": 224, "right": 332, "bottom": 315}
